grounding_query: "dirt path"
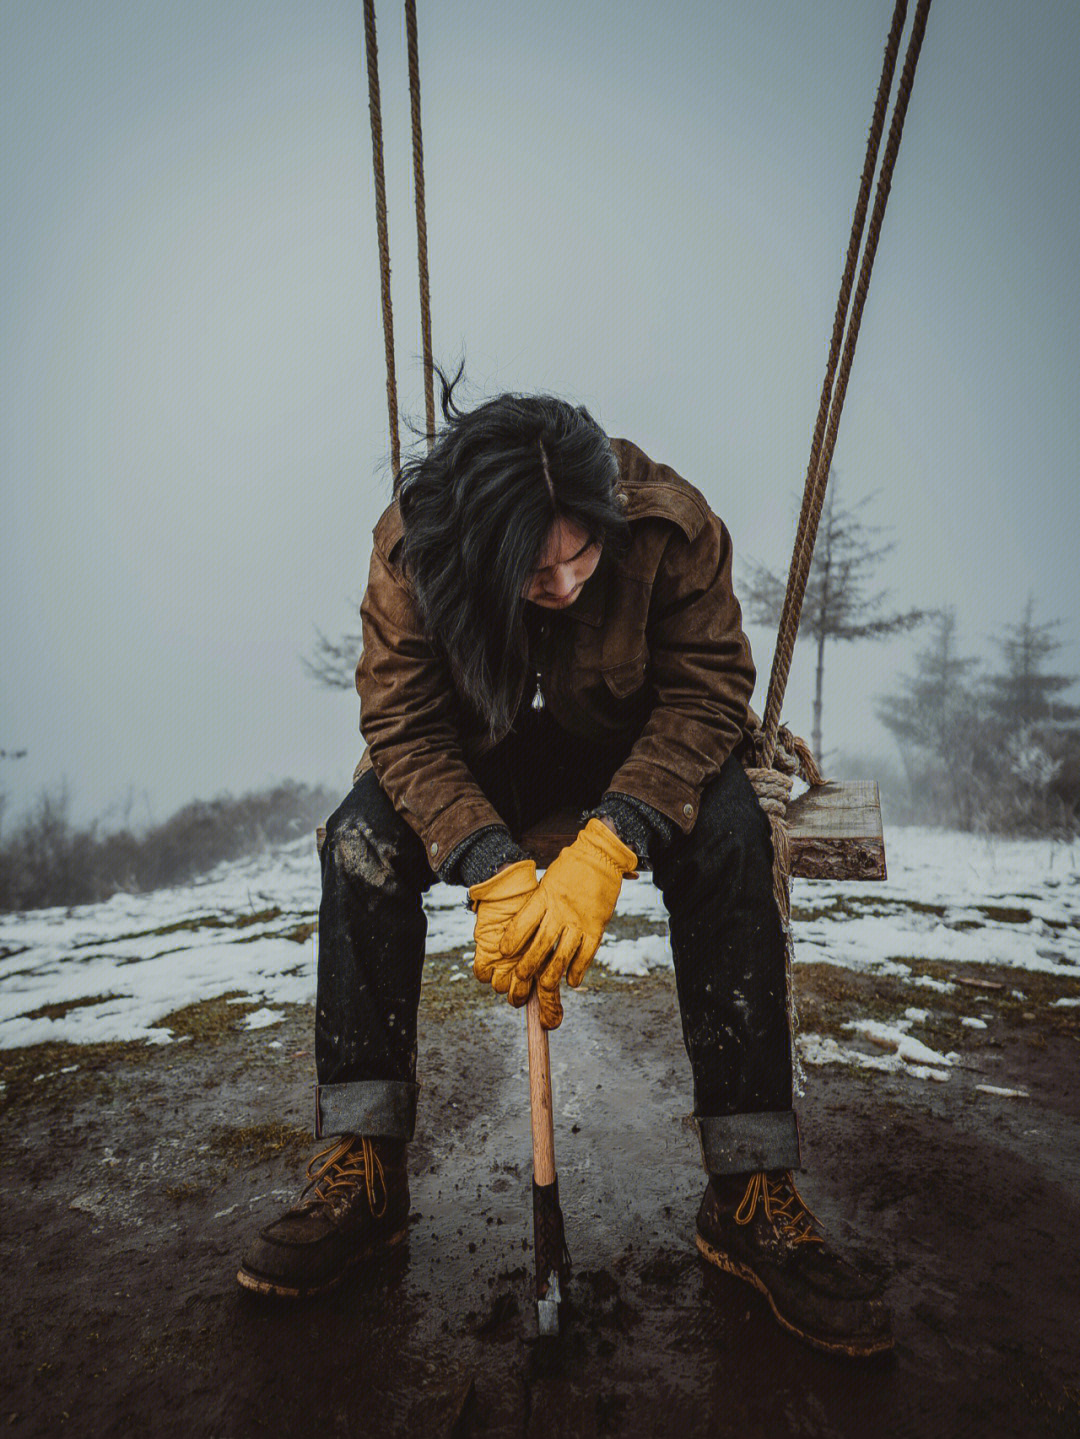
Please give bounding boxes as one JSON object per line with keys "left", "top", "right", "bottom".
{"left": 3, "top": 960, "right": 1079, "bottom": 1438}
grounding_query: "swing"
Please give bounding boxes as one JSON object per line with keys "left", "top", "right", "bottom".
{"left": 354, "top": 0, "right": 932, "bottom": 1335}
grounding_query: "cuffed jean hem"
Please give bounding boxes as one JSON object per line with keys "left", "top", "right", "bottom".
{"left": 696, "top": 1110, "right": 802, "bottom": 1175}
{"left": 314, "top": 1080, "right": 420, "bottom": 1141}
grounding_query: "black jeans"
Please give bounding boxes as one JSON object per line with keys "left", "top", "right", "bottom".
{"left": 313, "top": 705, "right": 800, "bottom": 1175}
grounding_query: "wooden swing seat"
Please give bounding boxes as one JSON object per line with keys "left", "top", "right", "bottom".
{"left": 518, "top": 779, "right": 886, "bottom": 880}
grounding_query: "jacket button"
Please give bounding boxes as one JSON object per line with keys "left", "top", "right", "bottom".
{"left": 683, "top": 803, "right": 694, "bottom": 817}
{"left": 430, "top": 841, "right": 439, "bottom": 856}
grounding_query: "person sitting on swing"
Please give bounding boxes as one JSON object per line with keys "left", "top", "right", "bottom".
{"left": 237, "top": 369, "right": 892, "bottom": 1357}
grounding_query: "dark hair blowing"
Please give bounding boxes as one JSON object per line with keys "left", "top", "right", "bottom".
{"left": 396, "top": 363, "right": 631, "bottom": 738}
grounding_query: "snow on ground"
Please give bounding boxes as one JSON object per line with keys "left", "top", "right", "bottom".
{"left": 1, "top": 827, "right": 1077, "bottom": 1071}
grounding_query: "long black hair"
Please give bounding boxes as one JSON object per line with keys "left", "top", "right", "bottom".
{"left": 396, "top": 363, "right": 631, "bottom": 737}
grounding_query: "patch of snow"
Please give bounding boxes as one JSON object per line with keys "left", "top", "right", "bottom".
{"left": 2, "top": 825, "right": 1076, "bottom": 1050}
{"left": 843, "top": 1017, "right": 957, "bottom": 1071}
{"left": 241, "top": 1008, "right": 284, "bottom": 1030}
{"left": 595, "top": 933, "right": 671, "bottom": 977}
{"left": 975, "top": 1084, "right": 1029, "bottom": 1098}
{"left": 798, "top": 1031, "right": 950, "bottom": 1083}
{"left": 909, "top": 975, "right": 958, "bottom": 994}
{"left": 961, "top": 1017, "right": 988, "bottom": 1029}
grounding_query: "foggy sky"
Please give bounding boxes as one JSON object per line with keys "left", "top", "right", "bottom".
{"left": 2, "top": 0, "right": 1078, "bottom": 828}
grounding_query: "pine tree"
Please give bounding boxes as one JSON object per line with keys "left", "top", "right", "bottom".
{"left": 876, "top": 609, "right": 989, "bottom": 827}
{"left": 983, "top": 593, "right": 1080, "bottom": 730}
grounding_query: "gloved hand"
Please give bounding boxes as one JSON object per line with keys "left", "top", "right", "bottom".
{"left": 469, "top": 859, "right": 539, "bottom": 1007}
{"left": 497, "top": 818, "right": 638, "bottom": 1029}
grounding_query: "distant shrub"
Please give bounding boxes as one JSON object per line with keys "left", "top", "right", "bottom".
{"left": 0, "top": 780, "right": 338, "bottom": 913}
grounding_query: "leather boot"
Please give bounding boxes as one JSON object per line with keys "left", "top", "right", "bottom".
{"left": 695, "top": 1170, "right": 893, "bottom": 1357}
{"left": 237, "top": 1134, "right": 409, "bottom": 1298}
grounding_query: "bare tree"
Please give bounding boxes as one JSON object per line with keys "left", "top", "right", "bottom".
{"left": 741, "top": 478, "right": 929, "bottom": 761}
{"left": 303, "top": 613, "right": 363, "bottom": 691}
{"left": 0, "top": 747, "right": 27, "bottom": 847}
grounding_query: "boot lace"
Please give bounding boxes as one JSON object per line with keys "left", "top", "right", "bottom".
{"left": 733, "top": 1171, "right": 823, "bottom": 1246}
{"left": 299, "top": 1135, "right": 388, "bottom": 1218}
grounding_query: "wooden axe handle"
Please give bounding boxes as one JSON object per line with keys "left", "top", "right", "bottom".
{"left": 526, "top": 988, "right": 555, "bottom": 1185}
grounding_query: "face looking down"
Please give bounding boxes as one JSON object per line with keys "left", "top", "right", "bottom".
{"left": 521, "top": 516, "right": 602, "bottom": 609}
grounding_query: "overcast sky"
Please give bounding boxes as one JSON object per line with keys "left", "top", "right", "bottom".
{"left": 2, "top": 0, "right": 1078, "bottom": 829}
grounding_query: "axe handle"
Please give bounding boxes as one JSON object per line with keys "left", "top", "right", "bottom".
{"left": 525, "top": 988, "right": 555, "bottom": 1185}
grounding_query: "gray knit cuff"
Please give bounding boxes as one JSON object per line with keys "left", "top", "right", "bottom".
{"left": 439, "top": 824, "right": 530, "bottom": 888}
{"left": 582, "top": 791, "right": 678, "bottom": 866}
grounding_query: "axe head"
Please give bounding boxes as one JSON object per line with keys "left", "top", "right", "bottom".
{"left": 536, "top": 1268, "right": 562, "bottom": 1336}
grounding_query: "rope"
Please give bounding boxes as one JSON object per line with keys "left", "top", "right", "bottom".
{"left": 742, "top": 0, "right": 933, "bottom": 1066}
{"left": 760, "top": 0, "right": 907, "bottom": 762}
{"left": 405, "top": 0, "right": 436, "bottom": 446}
{"left": 760, "top": 0, "right": 933, "bottom": 767}
{"left": 741, "top": 722, "right": 823, "bottom": 1093}
{"left": 363, "top": 0, "right": 401, "bottom": 478}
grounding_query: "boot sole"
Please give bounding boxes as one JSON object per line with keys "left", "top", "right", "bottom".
{"left": 695, "top": 1233, "right": 894, "bottom": 1359}
{"left": 236, "top": 1224, "right": 409, "bottom": 1299}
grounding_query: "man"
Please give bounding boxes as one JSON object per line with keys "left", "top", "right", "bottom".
{"left": 237, "top": 377, "right": 892, "bottom": 1357}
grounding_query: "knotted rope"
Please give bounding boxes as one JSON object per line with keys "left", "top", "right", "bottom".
{"left": 733, "top": 0, "right": 932, "bottom": 1089}
{"left": 742, "top": 723, "right": 824, "bottom": 1092}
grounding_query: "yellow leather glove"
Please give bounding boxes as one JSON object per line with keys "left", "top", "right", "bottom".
{"left": 498, "top": 818, "right": 638, "bottom": 1029}
{"left": 469, "top": 858, "right": 539, "bottom": 1008}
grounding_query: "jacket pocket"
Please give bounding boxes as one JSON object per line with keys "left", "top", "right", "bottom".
{"left": 601, "top": 647, "right": 649, "bottom": 697}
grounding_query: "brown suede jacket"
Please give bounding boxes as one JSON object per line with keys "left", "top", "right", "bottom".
{"left": 352, "top": 437, "right": 757, "bottom": 876}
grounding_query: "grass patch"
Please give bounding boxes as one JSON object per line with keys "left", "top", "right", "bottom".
{"left": 0, "top": 1037, "right": 148, "bottom": 1110}
{"left": 421, "top": 950, "right": 490, "bottom": 1021}
{"left": 152, "top": 992, "right": 262, "bottom": 1042}
{"left": 887, "top": 958, "right": 1080, "bottom": 1039}
{"left": 164, "top": 1180, "right": 205, "bottom": 1202}
{"left": 977, "top": 905, "right": 1034, "bottom": 924}
{"left": 793, "top": 964, "right": 910, "bottom": 1039}
{"left": 21, "top": 992, "right": 123, "bottom": 1021}
{"left": 791, "top": 898, "right": 860, "bottom": 923}
{"left": 210, "top": 1122, "right": 311, "bottom": 1168}
{"left": 792, "top": 956, "right": 1080, "bottom": 1050}
{"left": 73, "top": 907, "right": 286, "bottom": 949}
{"left": 606, "top": 913, "right": 669, "bottom": 941}
{"left": 282, "top": 922, "right": 316, "bottom": 944}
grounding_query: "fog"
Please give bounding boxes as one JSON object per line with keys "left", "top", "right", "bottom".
{"left": 2, "top": 0, "right": 1077, "bottom": 827}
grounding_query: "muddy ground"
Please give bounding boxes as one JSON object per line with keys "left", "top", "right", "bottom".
{"left": 3, "top": 954, "right": 1080, "bottom": 1439}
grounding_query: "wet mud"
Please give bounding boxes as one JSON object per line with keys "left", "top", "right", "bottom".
{"left": 3, "top": 962, "right": 1080, "bottom": 1438}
